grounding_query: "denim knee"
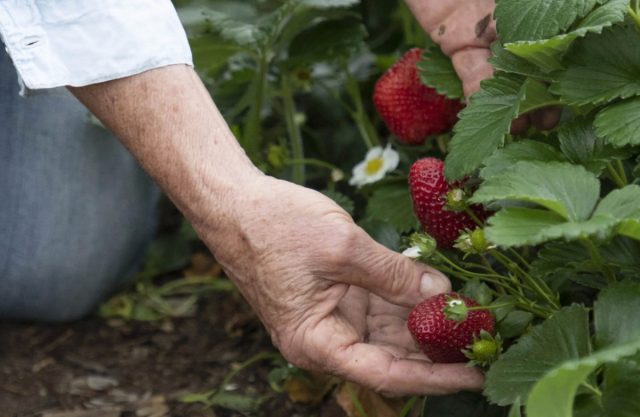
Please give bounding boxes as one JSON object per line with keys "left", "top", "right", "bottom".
{"left": 0, "top": 48, "right": 160, "bottom": 322}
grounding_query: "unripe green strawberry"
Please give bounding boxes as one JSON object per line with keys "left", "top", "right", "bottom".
{"left": 407, "top": 293, "right": 495, "bottom": 363}
{"left": 373, "top": 48, "right": 463, "bottom": 145}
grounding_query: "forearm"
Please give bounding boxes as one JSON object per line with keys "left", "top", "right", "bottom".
{"left": 69, "top": 65, "right": 261, "bottom": 244}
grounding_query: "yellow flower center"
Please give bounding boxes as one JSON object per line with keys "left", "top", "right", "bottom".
{"left": 365, "top": 157, "right": 384, "bottom": 175}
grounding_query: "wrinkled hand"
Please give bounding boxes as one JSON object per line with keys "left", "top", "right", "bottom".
{"left": 405, "top": 0, "right": 560, "bottom": 132}
{"left": 206, "top": 175, "right": 484, "bottom": 395}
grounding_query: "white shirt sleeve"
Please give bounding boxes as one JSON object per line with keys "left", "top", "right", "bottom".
{"left": 0, "top": 0, "right": 193, "bottom": 90}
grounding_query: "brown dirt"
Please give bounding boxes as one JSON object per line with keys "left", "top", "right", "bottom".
{"left": 0, "top": 292, "right": 346, "bottom": 417}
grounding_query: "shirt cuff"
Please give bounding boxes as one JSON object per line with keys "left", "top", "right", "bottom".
{"left": 0, "top": 0, "right": 193, "bottom": 90}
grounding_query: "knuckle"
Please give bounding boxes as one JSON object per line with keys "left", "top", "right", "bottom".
{"left": 318, "top": 225, "right": 361, "bottom": 269}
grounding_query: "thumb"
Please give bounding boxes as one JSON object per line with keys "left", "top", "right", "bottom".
{"left": 339, "top": 231, "right": 452, "bottom": 307}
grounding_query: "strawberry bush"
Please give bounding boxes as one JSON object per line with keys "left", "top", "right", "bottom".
{"left": 177, "top": 0, "right": 640, "bottom": 415}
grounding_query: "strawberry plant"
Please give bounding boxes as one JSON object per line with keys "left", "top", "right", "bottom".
{"left": 179, "top": 0, "right": 640, "bottom": 416}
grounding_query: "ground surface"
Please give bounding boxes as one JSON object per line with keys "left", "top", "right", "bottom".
{"left": 0, "top": 291, "right": 347, "bottom": 417}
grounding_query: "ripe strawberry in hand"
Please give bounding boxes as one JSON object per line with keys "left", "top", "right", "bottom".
{"left": 407, "top": 292, "right": 495, "bottom": 363}
{"left": 373, "top": 48, "right": 463, "bottom": 145}
{"left": 409, "top": 157, "right": 488, "bottom": 248}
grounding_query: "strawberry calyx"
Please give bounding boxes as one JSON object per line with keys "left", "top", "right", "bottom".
{"left": 442, "top": 295, "right": 471, "bottom": 322}
{"left": 454, "top": 228, "right": 496, "bottom": 255}
{"left": 463, "top": 330, "right": 503, "bottom": 367}
{"left": 444, "top": 188, "right": 467, "bottom": 212}
{"left": 407, "top": 232, "right": 438, "bottom": 260}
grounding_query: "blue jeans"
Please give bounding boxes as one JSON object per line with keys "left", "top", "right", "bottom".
{"left": 0, "top": 49, "right": 160, "bottom": 322}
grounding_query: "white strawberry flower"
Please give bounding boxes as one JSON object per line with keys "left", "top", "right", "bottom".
{"left": 402, "top": 246, "right": 422, "bottom": 259}
{"left": 349, "top": 144, "right": 400, "bottom": 187}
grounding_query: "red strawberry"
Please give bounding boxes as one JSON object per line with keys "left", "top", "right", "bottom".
{"left": 373, "top": 48, "right": 463, "bottom": 145}
{"left": 409, "top": 157, "right": 488, "bottom": 248}
{"left": 407, "top": 292, "right": 495, "bottom": 363}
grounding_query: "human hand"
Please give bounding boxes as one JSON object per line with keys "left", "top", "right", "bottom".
{"left": 404, "top": 0, "right": 560, "bottom": 132}
{"left": 69, "top": 65, "right": 483, "bottom": 395}
{"left": 206, "top": 176, "right": 484, "bottom": 395}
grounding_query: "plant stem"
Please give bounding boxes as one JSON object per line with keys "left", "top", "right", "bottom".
{"left": 607, "top": 162, "right": 627, "bottom": 188}
{"left": 581, "top": 382, "right": 603, "bottom": 397}
{"left": 399, "top": 396, "right": 419, "bottom": 417}
{"left": 281, "top": 73, "right": 305, "bottom": 185}
{"left": 615, "top": 159, "right": 629, "bottom": 185}
{"left": 629, "top": 3, "right": 640, "bottom": 30}
{"left": 581, "top": 238, "right": 616, "bottom": 283}
{"left": 467, "top": 303, "right": 516, "bottom": 311}
{"left": 343, "top": 61, "right": 381, "bottom": 149}
{"left": 490, "top": 250, "right": 560, "bottom": 310}
{"left": 287, "top": 158, "right": 340, "bottom": 172}
{"left": 507, "top": 248, "right": 531, "bottom": 269}
{"left": 242, "top": 52, "right": 269, "bottom": 161}
{"left": 464, "top": 206, "right": 484, "bottom": 227}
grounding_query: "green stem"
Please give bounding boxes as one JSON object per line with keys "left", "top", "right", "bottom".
{"left": 466, "top": 303, "right": 516, "bottom": 312}
{"left": 343, "top": 61, "right": 381, "bottom": 149}
{"left": 615, "top": 159, "right": 629, "bottom": 185}
{"left": 581, "top": 239, "right": 616, "bottom": 283}
{"left": 628, "top": 4, "right": 640, "bottom": 30}
{"left": 242, "top": 52, "right": 269, "bottom": 161}
{"left": 507, "top": 248, "right": 531, "bottom": 268}
{"left": 281, "top": 73, "right": 305, "bottom": 185}
{"left": 399, "top": 396, "right": 419, "bottom": 417}
{"left": 581, "top": 382, "right": 603, "bottom": 397}
{"left": 491, "top": 250, "right": 560, "bottom": 310}
{"left": 464, "top": 206, "right": 484, "bottom": 227}
{"left": 287, "top": 158, "right": 340, "bottom": 172}
{"left": 436, "top": 261, "right": 553, "bottom": 318}
{"left": 346, "top": 383, "right": 370, "bottom": 417}
{"left": 436, "top": 254, "right": 523, "bottom": 292}
{"left": 607, "top": 162, "right": 626, "bottom": 188}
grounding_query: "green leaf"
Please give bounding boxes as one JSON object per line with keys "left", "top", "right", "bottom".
{"left": 495, "top": 0, "right": 599, "bottom": 43}
{"left": 592, "top": 185, "right": 640, "bottom": 240}
{"left": 300, "top": 0, "right": 359, "bottom": 7}
{"left": 422, "top": 391, "right": 506, "bottom": 417}
{"left": 503, "top": 0, "right": 629, "bottom": 72}
{"left": 526, "top": 339, "right": 640, "bottom": 417}
{"left": 189, "top": 33, "right": 247, "bottom": 76}
{"left": 557, "top": 118, "right": 627, "bottom": 174}
{"left": 602, "top": 362, "right": 640, "bottom": 417}
{"left": 288, "top": 18, "right": 366, "bottom": 64}
{"left": 517, "top": 80, "right": 560, "bottom": 115}
{"left": 485, "top": 305, "right": 592, "bottom": 406}
{"left": 321, "top": 189, "right": 355, "bottom": 216}
{"left": 365, "top": 184, "right": 418, "bottom": 233}
{"left": 445, "top": 75, "right": 526, "bottom": 180}
{"left": 359, "top": 219, "right": 401, "bottom": 251}
{"left": 551, "top": 25, "right": 640, "bottom": 106}
{"left": 418, "top": 47, "right": 464, "bottom": 100}
{"left": 498, "top": 310, "right": 534, "bottom": 339}
{"left": 599, "top": 237, "right": 640, "bottom": 277}
{"left": 530, "top": 241, "right": 608, "bottom": 289}
{"left": 480, "top": 140, "right": 566, "bottom": 179}
{"left": 508, "top": 401, "right": 522, "bottom": 417}
{"left": 593, "top": 185, "right": 640, "bottom": 220}
{"left": 483, "top": 208, "right": 615, "bottom": 247}
{"left": 595, "top": 97, "right": 640, "bottom": 147}
{"left": 471, "top": 161, "right": 601, "bottom": 221}
{"left": 202, "top": 10, "right": 267, "bottom": 46}
{"left": 594, "top": 281, "right": 640, "bottom": 349}
{"left": 489, "top": 43, "right": 547, "bottom": 79}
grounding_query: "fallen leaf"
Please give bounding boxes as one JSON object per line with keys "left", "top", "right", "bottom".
{"left": 335, "top": 382, "right": 405, "bottom": 417}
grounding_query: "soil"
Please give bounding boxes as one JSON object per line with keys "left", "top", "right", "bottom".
{"left": 0, "top": 291, "right": 346, "bottom": 417}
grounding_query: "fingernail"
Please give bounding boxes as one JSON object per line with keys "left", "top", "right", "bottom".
{"left": 420, "top": 271, "right": 451, "bottom": 297}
